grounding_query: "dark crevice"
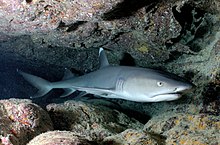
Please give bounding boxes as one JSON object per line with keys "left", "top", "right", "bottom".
{"left": 102, "top": 0, "right": 160, "bottom": 20}
{"left": 117, "top": 108, "right": 151, "bottom": 124}
{"left": 110, "top": 32, "right": 125, "bottom": 42}
{"left": 183, "top": 70, "right": 195, "bottom": 81}
{"left": 172, "top": 5, "right": 194, "bottom": 30}
{"left": 57, "top": 21, "right": 87, "bottom": 32}
{"left": 26, "top": 0, "right": 32, "bottom": 3}
{"left": 120, "top": 53, "right": 136, "bottom": 66}
{"left": 164, "top": 3, "right": 214, "bottom": 62}
{"left": 167, "top": 4, "right": 208, "bottom": 52}
{"left": 89, "top": 22, "right": 102, "bottom": 36}
{"left": 200, "top": 81, "right": 220, "bottom": 116}
{"left": 67, "top": 21, "right": 86, "bottom": 32}
{"left": 47, "top": 45, "right": 53, "bottom": 48}
{"left": 80, "top": 43, "right": 86, "bottom": 48}
{"left": 163, "top": 50, "right": 184, "bottom": 63}
{"left": 202, "top": 83, "right": 220, "bottom": 105}
{"left": 147, "top": 132, "right": 166, "bottom": 144}
{"left": 41, "top": 39, "right": 46, "bottom": 44}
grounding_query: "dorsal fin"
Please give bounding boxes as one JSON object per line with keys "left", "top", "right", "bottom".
{"left": 62, "top": 68, "right": 75, "bottom": 80}
{"left": 99, "top": 47, "right": 109, "bottom": 68}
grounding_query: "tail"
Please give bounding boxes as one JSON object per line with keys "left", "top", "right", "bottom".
{"left": 17, "top": 69, "right": 52, "bottom": 98}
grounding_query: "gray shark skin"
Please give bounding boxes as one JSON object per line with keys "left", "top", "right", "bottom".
{"left": 18, "top": 48, "right": 193, "bottom": 102}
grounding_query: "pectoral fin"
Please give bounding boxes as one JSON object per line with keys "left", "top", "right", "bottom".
{"left": 76, "top": 86, "right": 114, "bottom": 94}
{"left": 60, "top": 88, "right": 76, "bottom": 97}
{"left": 76, "top": 91, "right": 88, "bottom": 98}
{"left": 74, "top": 86, "right": 117, "bottom": 99}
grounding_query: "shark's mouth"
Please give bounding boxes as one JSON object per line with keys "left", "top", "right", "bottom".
{"left": 153, "top": 91, "right": 183, "bottom": 97}
{"left": 152, "top": 86, "right": 191, "bottom": 99}
{"left": 152, "top": 93, "right": 182, "bottom": 102}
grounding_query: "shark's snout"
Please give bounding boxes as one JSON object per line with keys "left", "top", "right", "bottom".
{"left": 174, "top": 82, "right": 194, "bottom": 93}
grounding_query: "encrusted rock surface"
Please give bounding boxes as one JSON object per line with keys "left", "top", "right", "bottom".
{"left": 0, "top": 98, "right": 53, "bottom": 145}
{"left": 0, "top": 0, "right": 123, "bottom": 34}
{"left": 102, "top": 129, "right": 164, "bottom": 145}
{"left": 27, "top": 131, "right": 95, "bottom": 145}
{"left": 1, "top": 0, "right": 218, "bottom": 69}
{"left": 144, "top": 112, "right": 220, "bottom": 145}
{"left": 46, "top": 100, "right": 143, "bottom": 141}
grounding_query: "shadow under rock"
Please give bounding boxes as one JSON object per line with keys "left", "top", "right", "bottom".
{"left": 75, "top": 96, "right": 151, "bottom": 124}
{"left": 102, "top": 0, "right": 159, "bottom": 20}
{"left": 120, "top": 52, "right": 136, "bottom": 66}
{"left": 0, "top": 52, "right": 63, "bottom": 103}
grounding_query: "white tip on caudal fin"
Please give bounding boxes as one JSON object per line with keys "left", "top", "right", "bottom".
{"left": 99, "top": 47, "right": 109, "bottom": 68}
{"left": 17, "top": 69, "right": 52, "bottom": 98}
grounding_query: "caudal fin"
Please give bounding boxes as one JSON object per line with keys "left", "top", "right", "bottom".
{"left": 17, "top": 70, "right": 52, "bottom": 98}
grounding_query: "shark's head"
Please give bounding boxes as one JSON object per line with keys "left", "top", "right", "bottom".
{"left": 123, "top": 68, "right": 194, "bottom": 102}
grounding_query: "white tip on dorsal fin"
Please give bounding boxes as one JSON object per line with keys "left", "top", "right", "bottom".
{"left": 99, "top": 47, "right": 109, "bottom": 68}
{"left": 62, "top": 68, "right": 75, "bottom": 80}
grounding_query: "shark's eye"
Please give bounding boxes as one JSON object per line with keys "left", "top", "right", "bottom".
{"left": 157, "top": 81, "right": 164, "bottom": 87}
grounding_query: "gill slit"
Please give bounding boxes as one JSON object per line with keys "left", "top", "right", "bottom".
{"left": 116, "top": 77, "right": 124, "bottom": 93}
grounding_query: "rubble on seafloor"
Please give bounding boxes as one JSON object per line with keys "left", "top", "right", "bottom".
{"left": 0, "top": 98, "right": 219, "bottom": 145}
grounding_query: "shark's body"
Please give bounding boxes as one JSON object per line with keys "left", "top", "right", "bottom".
{"left": 18, "top": 48, "right": 193, "bottom": 102}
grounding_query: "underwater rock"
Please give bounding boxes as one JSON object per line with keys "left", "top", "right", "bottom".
{"left": 0, "top": 0, "right": 220, "bottom": 144}
{"left": 46, "top": 100, "right": 143, "bottom": 141}
{"left": 0, "top": 0, "right": 123, "bottom": 34}
{"left": 0, "top": 98, "right": 53, "bottom": 145}
{"left": 144, "top": 112, "right": 220, "bottom": 145}
{"left": 0, "top": 0, "right": 219, "bottom": 75}
{"left": 0, "top": 0, "right": 219, "bottom": 69}
{"left": 102, "top": 129, "right": 164, "bottom": 145}
{"left": 27, "top": 131, "right": 95, "bottom": 145}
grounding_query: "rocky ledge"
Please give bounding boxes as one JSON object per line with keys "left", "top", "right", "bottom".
{"left": 0, "top": 0, "right": 219, "bottom": 144}
{"left": 0, "top": 98, "right": 219, "bottom": 145}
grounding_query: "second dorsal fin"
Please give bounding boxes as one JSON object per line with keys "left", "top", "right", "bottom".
{"left": 99, "top": 47, "right": 109, "bottom": 68}
{"left": 62, "top": 68, "right": 75, "bottom": 80}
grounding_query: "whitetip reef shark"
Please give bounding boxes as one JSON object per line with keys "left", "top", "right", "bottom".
{"left": 18, "top": 48, "right": 193, "bottom": 102}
